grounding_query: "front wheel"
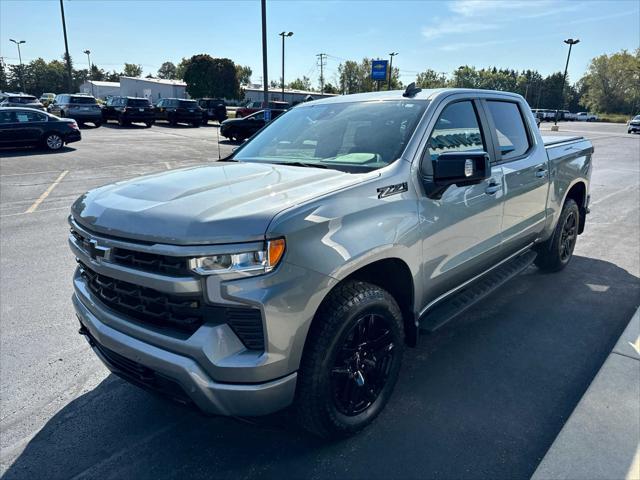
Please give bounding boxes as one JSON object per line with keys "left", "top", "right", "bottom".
{"left": 535, "top": 198, "right": 580, "bottom": 272}
{"left": 296, "top": 281, "right": 404, "bottom": 438}
{"left": 43, "top": 133, "right": 64, "bottom": 151}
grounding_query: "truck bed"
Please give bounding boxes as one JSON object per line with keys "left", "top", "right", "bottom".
{"left": 542, "top": 135, "right": 594, "bottom": 163}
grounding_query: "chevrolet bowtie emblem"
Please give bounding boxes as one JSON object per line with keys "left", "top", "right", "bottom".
{"left": 84, "top": 238, "right": 111, "bottom": 261}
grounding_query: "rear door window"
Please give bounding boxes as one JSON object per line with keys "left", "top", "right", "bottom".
{"left": 486, "top": 101, "right": 531, "bottom": 160}
{"left": 0, "top": 111, "right": 16, "bottom": 124}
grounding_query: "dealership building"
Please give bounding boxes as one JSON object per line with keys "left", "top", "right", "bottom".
{"left": 80, "top": 77, "right": 187, "bottom": 102}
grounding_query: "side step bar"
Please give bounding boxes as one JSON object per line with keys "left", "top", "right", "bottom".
{"left": 419, "top": 250, "right": 537, "bottom": 332}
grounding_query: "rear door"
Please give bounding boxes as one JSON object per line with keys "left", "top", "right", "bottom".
{"left": 483, "top": 98, "right": 549, "bottom": 252}
{"left": 0, "top": 110, "right": 19, "bottom": 145}
{"left": 417, "top": 97, "right": 505, "bottom": 303}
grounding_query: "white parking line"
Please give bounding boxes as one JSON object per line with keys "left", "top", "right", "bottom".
{"left": 25, "top": 170, "right": 69, "bottom": 214}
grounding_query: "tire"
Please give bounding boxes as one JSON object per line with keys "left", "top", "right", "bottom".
{"left": 43, "top": 133, "right": 64, "bottom": 151}
{"left": 145, "top": 121, "right": 154, "bottom": 128}
{"left": 169, "top": 116, "right": 178, "bottom": 126}
{"left": 535, "top": 198, "right": 580, "bottom": 272}
{"left": 296, "top": 280, "right": 404, "bottom": 438}
{"left": 202, "top": 118, "right": 209, "bottom": 126}
{"left": 191, "top": 122, "right": 200, "bottom": 128}
{"left": 94, "top": 121, "right": 102, "bottom": 128}
{"left": 118, "top": 115, "right": 128, "bottom": 127}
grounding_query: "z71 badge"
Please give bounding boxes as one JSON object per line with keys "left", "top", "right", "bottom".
{"left": 377, "top": 182, "right": 408, "bottom": 199}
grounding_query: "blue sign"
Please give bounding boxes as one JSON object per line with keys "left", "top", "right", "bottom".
{"left": 264, "top": 108, "right": 272, "bottom": 122}
{"left": 371, "top": 60, "right": 388, "bottom": 81}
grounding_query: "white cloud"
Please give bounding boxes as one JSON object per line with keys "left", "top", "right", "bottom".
{"left": 421, "top": 19, "right": 498, "bottom": 39}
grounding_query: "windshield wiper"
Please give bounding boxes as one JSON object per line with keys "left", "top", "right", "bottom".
{"left": 272, "top": 161, "right": 328, "bottom": 169}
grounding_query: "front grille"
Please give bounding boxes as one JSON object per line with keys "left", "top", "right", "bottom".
{"left": 111, "top": 248, "right": 189, "bottom": 276}
{"left": 78, "top": 262, "right": 265, "bottom": 349}
{"left": 71, "top": 227, "right": 190, "bottom": 276}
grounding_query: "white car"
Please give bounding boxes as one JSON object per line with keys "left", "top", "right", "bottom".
{"left": 576, "top": 112, "right": 598, "bottom": 122}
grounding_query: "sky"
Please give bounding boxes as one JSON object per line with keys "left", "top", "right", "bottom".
{"left": 1, "top": 0, "right": 638, "bottom": 88}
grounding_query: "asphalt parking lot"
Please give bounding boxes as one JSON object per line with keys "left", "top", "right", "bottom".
{"left": 1, "top": 121, "right": 638, "bottom": 479}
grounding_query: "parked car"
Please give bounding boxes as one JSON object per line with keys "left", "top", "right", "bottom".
{"left": 198, "top": 98, "right": 227, "bottom": 124}
{"left": 154, "top": 98, "right": 202, "bottom": 127}
{"left": 576, "top": 112, "right": 598, "bottom": 122}
{"left": 558, "top": 110, "right": 576, "bottom": 121}
{"left": 102, "top": 96, "right": 155, "bottom": 127}
{"left": 235, "top": 100, "right": 288, "bottom": 118}
{"left": 219, "top": 109, "right": 286, "bottom": 141}
{"left": 39, "top": 93, "right": 56, "bottom": 107}
{"left": 48, "top": 94, "right": 102, "bottom": 127}
{"left": 70, "top": 87, "right": 593, "bottom": 438}
{"left": 628, "top": 115, "right": 640, "bottom": 134}
{"left": 0, "top": 107, "right": 81, "bottom": 150}
{"left": 0, "top": 94, "right": 45, "bottom": 111}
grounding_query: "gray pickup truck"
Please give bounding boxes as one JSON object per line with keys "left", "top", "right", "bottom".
{"left": 70, "top": 86, "right": 593, "bottom": 437}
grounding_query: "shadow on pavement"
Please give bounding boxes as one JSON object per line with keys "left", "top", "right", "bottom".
{"left": 3, "top": 255, "right": 639, "bottom": 480}
{"left": 0, "top": 146, "right": 76, "bottom": 158}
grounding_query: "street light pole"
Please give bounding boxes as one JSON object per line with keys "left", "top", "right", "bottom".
{"left": 554, "top": 38, "right": 579, "bottom": 126}
{"left": 260, "top": 0, "right": 269, "bottom": 107}
{"left": 387, "top": 52, "right": 398, "bottom": 90}
{"left": 279, "top": 31, "right": 293, "bottom": 102}
{"left": 59, "top": 0, "right": 73, "bottom": 92}
{"left": 9, "top": 39, "right": 25, "bottom": 92}
{"left": 83, "top": 49, "right": 94, "bottom": 96}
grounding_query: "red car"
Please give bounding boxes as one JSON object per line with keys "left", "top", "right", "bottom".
{"left": 235, "top": 100, "right": 288, "bottom": 118}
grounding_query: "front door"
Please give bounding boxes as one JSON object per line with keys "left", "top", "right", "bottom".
{"left": 483, "top": 99, "right": 549, "bottom": 252}
{"left": 418, "top": 99, "right": 506, "bottom": 306}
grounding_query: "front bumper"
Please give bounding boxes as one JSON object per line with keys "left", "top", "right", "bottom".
{"left": 68, "top": 111, "right": 102, "bottom": 122}
{"left": 74, "top": 291, "right": 297, "bottom": 416}
{"left": 629, "top": 124, "right": 640, "bottom": 132}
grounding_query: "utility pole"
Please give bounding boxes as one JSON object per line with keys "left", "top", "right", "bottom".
{"left": 316, "top": 53, "right": 327, "bottom": 94}
{"left": 83, "top": 49, "right": 94, "bottom": 96}
{"left": 9, "top": 39, "right": 25, "bottom": 92}
{"left": 387, "top": 52, "right": 398, "bottom": 90}
{"left": 260, "top": 0, "right": 269, "bottom": 107}
{"left": 59, "top": 0, "right": 73, "bottom": 92}
{"left": 554, "top": 38, "right": 579, "bottom": 127}
{"left": 279, "top": 31, "right": 293, "bottom": 102}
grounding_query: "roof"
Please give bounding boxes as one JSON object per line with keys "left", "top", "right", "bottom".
{"left": 303, "top": 88, "right": 524, "bottom": 106}
{"left": 243, "top": 86, "right": 337, "bottom": 97}
{"left": 85, "top": 80, "right": 120, "bottom": 87}
{"left": 120, "top": 76, "right": 186, "bottom": 86}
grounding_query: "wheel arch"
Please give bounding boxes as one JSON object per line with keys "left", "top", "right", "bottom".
{"left": 563, "top": 180, "right": 587, "bottom": 234}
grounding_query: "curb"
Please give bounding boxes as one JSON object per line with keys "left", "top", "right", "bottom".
{"left": 532, "top": 307, "right": 640, "bottom": 480}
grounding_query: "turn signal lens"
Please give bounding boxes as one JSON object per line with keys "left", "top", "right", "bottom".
{"left": 267, "top": 238, "right": 286, "bottom": 271}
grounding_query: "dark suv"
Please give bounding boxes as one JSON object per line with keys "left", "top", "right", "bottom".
{"left": 155, "top": 98, "right": 202, "bottom": 127}
{"left": 48, "top": 94, "right": 102, "bottom": 127}
{"left": 103, "top": 96, "right": 155, "bottom": 127}
{"left": 198, "top": 98, "right": 227, "bottom": 124}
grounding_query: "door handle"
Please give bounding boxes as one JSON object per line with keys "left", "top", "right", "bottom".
{"left": 535, "top": 168, "right": 548, "bottom": 178}
{"left": 485, "top": 183, "right": 501, "bottom": 195}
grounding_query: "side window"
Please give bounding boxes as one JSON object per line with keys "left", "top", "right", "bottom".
{"left": 426, "top": 100, "right": 485, "bottom": 161}
{"left": 486, "top": 101, "right": 531, "bottom": 160}
{"left": 0, "top": 111, "right": 16, "bottom": 124}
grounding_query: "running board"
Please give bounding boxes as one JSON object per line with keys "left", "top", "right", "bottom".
{"left": 419, "top": 250, "right": 537, "bottom": 332}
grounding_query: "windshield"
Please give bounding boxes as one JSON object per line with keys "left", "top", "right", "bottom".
{"left": 234, "top": 100, "right": 429, "bottom": 172}
{"left": 8, "top": 96, "right": 38, "bottom": 103}
{"left": 128, "top": 99, "right": 151, "bottom": 107}
{"left": 634, "top": 115, "right": 640, "bottom": 121}
{"left": 70, "top": 96, "right": 97, "bottom": 104}
{"left": 179, "top": 100, "right": 198, "bottom": 108}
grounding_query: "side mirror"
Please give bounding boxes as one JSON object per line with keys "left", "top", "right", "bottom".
{"left": 421, "top": 151, "right": 490, "bottom": 199}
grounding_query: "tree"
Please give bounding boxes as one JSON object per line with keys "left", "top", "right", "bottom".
{"left": 183, "top": 54, "right": 240, "bottom": 99}
{"left": 157, "top": 61, "right": 177, "bottom": 80}
{"left": 104, "top": 70, "right": 122, "bottom": 82}
{"left": 0, "top": 59, "right": 7, "bottom": 91}
{"left": 235, "top": 65, "right": 252, "bottom": 85}
{"left": 175, "top": 57, "right": 190, "bottom": 79}
{"left": 323, "top": 82, "right": 338, "bottom": 94}
{"left": 415, "top": 69, "right": 448, "bottom": 89}
{"left": 89, "top": 64, "right": 106, "bottom": 82}
{"left": 581, "top": 49, "right": 640, "bottom": 114}
{"left": 288, "top": 76, "right": 312, "bottom": 91}
{"left": 123, "top": 63, "right": 143, "bottom": 77}
{"left": 338, "top": 60, "right": 360, "bottom": 94}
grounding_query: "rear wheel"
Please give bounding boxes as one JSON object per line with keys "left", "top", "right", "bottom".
{"left": 296, "top": 281, "right": 404, "bottom": 438}
{"left": 94, "top": 121, "right": 102, "bottom": 128}
{"left": 535, "top": 198, "right": 580, "bottom": 272}
{"left": 191, "top": 121, "right": 200, "bottom": 128}
{"left": 118, "top": 115, "right": 128, "bottom": 127}
{"left": 145, "top": 121, "right": 154, "bottom": 128}
{"left": 43, "top": 133, "right": 64, "bottom": 151}
{"left": 169, "top": 115, "right": 178, "bottom": 126}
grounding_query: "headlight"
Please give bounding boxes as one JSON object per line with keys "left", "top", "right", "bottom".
{"left": 189, "top": 239, "right": 285, "bottom": 276}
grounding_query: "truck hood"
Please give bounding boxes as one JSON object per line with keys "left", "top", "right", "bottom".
{"left": 71, "top": 162, "right": 361, "bottom": 245}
